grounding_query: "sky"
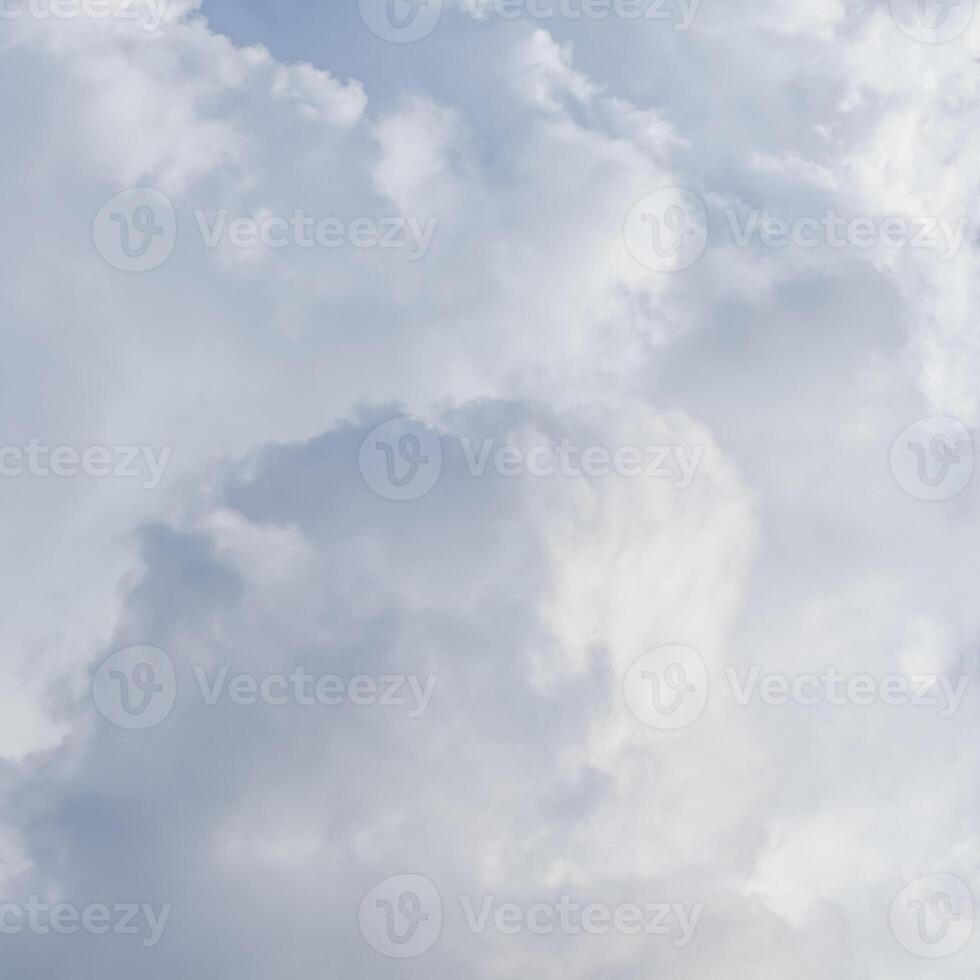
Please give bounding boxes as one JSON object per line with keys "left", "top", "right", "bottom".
{"left": 2, "top": 0, "right": 980, "bottom": 976}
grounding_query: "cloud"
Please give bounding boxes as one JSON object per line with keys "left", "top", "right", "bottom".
{"left": 3, "top": 0, "right": 980, "bottom": 976}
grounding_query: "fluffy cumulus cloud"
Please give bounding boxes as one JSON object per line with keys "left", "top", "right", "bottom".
{"left": 1, "top": 0, "right": 980, "bottom": 976}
